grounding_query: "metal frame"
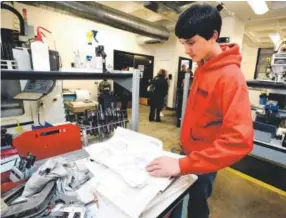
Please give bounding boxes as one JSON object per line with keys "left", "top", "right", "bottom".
{"left": 180, "top": 72, "right": 190, "bottom": 129}
{"left": 1, "top": 69, "right": 140, "bottom": 132}
{"left": 247, "top": 80, "right": 286, "bottom": 89}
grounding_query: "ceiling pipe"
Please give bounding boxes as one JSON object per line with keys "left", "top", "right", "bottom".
{"left": 21, "top": 1, "right": 170, "bottom": 41}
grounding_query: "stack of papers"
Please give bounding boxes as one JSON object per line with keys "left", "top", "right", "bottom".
{"left": 82, "top": 127, "right": 180, "bottom": 218}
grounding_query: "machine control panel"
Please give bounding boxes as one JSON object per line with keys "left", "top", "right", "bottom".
{"left": 13, "top": 80, "right": 55, "bottom": 101}
{"left": 25, "top": 80, "right": 55, "bottom": 94}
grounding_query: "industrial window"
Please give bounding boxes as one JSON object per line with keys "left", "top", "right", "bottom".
{"left": 1, "top": 80, "right": 24, "bottom": 118}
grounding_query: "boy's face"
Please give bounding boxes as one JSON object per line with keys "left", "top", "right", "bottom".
{"left": 180, "top": 35, "right": 214, "bottom": 62}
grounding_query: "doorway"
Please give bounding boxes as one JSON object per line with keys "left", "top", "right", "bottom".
{"left": 114, "top": 50, "right": 154, "bottom": 105}
{"left": 176, "top": 57, "right": 192, "bottom": 127}
{"left": 177, "top": 57, "right": 192, "bottom": 89}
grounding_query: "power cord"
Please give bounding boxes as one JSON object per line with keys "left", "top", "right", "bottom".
{"left": 38, "top": 112, "right": 43, "bottom": 127}
{"left": 37, "top": 101, "right": 44, "bottom": 127}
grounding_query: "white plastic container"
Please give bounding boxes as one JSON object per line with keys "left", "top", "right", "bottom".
{"left": 94, "top": 56, "right": 103, "bottom": 70}
{"left": 85, "top": 42, "right": 94, "bottom": 69}
{"left": 31, "top": 27, "right": 51, "bottom": 71}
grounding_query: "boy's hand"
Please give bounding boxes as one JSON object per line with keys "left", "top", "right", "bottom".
{"left": 146, "top": 156, "right": 181, "bottom": 177}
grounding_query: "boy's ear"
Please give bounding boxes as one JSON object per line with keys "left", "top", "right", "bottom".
{"left": 212, "top": 30, "right": 219, "bottom": 42}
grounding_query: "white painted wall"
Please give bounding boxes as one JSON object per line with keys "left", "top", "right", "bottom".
{"left": 221, "top": 16, "right": 245, "bottom": 49}
{"left": 241, "top": 42, "right": 261, "bottom": 109}
{"left": 1, "top": 2, "right": 153, "bottom": 101}
{"left": 220, "top": 16, "right": 260, "bottom": 107}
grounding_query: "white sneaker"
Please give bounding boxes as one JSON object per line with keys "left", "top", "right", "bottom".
{"left": 160, "top": 112, "right": 164, "bottom": 117}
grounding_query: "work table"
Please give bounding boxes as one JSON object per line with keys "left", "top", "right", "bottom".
{"left": 12, "top": 146, "right": 197, "bottom": 218}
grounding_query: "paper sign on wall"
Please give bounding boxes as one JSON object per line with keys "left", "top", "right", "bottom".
{"left": 138, "top": 65, "right": 144, "bottom": 78}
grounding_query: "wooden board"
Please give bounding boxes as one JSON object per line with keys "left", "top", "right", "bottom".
{"left": 65, "top": 100, "right": 98, "bottom": 113}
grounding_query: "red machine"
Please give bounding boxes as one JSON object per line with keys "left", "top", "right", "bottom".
{"left": 1, "top": 123, "right": 82, "bottom": 193}
{"left": 13, "top": 123, "right": 82, "bottom": 160}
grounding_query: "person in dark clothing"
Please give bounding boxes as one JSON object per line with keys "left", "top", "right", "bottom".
{"left": 177, "top": 64, "right": 187, "bottom": 89}
{"left": 149, "top": 69, "right": 168, "bottom": 122}
{"left": 185, "top": 67, "right": 194, "bottom": 86}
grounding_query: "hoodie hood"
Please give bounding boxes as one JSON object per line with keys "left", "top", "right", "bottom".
{"left": 199, "top": 43, "right": 242, "bottom": 70}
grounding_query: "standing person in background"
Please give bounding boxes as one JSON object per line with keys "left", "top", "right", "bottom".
{"left": 182, "top": 68, "right": 194, "bottom": 89}
{"left": 149, "top": 69, "right": 168, "bottom": 122}
{"left": 177, "top": 64, "right": 187, "bottom": 89}
{"left": 160, "top": 73, "right": 170, "bottom": 118}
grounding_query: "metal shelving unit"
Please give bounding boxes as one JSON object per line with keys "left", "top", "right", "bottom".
{"left": 247, "top": 80, "right": 286, "bottom": 89}
{"left": 247, "top": 80, "right": 286, "bottom": 95}
{"left": 1, "top": 69, "right": 140, "bottom": 132}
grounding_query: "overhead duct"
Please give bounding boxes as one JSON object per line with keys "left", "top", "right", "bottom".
{"left": 136, "top": 35, "right": 165, "bottom": 45}
{"left": 144, "top": 1, "right": 195, "bottom": 14}
{"left": 21, "top": 1, "right": 170, "bottom": 41}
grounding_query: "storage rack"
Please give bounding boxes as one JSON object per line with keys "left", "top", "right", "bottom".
{"left": 1, "top": 69, "right": 141, "bottom": 132}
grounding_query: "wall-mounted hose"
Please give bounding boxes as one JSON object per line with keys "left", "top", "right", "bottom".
{"left": 1, "top": 2, "right": 25, "bottom": 35}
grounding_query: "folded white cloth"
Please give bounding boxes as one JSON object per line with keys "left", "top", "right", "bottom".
{"left": 87, "top": 136, "right": 163, "bottom": 189}
{"left": 104, "top": 153, "right": 149, "bottom": 188}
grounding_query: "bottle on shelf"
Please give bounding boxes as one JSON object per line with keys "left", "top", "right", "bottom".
{"left": 30, "top": 26, "right": 51, "bottom": 71}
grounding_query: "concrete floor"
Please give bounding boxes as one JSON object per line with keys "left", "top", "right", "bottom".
{"left": 136, "top": 105, "right": 286, "bottom": 218}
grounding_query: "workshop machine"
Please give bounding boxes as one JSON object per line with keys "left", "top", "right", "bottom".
{"left": 13, "top": 123, "right": 82, "bottom": 160}
{"left": 268, "top": 40, "right": 286, "bottom": 83}
{"left": 254, "top": 91, "right": 286, "bottom": 147}
{"left": 1, "top": 2, "right": 63, "bottom": 109}
{"left": 1, "top": 4, "right": 82, "bottom": 194}
{"left": 252, "top": 40, "right": 286, "bottom": 148}
{"left": 1, "top": 123, "right": 82, "bottom": 193}
{"left": 1, "top": 3, "right": 66, "bottom": 130}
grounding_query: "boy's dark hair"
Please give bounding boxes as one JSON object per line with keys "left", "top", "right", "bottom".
{"left": 175, "top": 4, "right": 222, "bottom": 41}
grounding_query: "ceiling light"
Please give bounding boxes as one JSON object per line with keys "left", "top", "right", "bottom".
{"left": 247, "top": 0, "right": 269, "bottom": 15}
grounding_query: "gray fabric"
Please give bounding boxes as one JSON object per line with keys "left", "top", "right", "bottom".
{"left": 22, "top": 157, "right": 90, "bottom": 197}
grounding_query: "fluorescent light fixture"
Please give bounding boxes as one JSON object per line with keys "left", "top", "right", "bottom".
{"left": 247, "top": 0, "right": 269, "bottom": 15}
{"left": 269, "top": 33, "right": 281, "bottom": 45}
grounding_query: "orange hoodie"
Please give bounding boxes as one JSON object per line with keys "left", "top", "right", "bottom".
{"left": 179, "top": 43, "right": 253, "bottom": 174}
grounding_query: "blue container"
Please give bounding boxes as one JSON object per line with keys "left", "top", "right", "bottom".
{"left": 32, "top": 122, "right": 53, "bottom": 130}
{"left": 259, "top": 95, "right": 267, "bottom": 105}
{"left": 270, "top": 104, "right": 279, "bottom": 112}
